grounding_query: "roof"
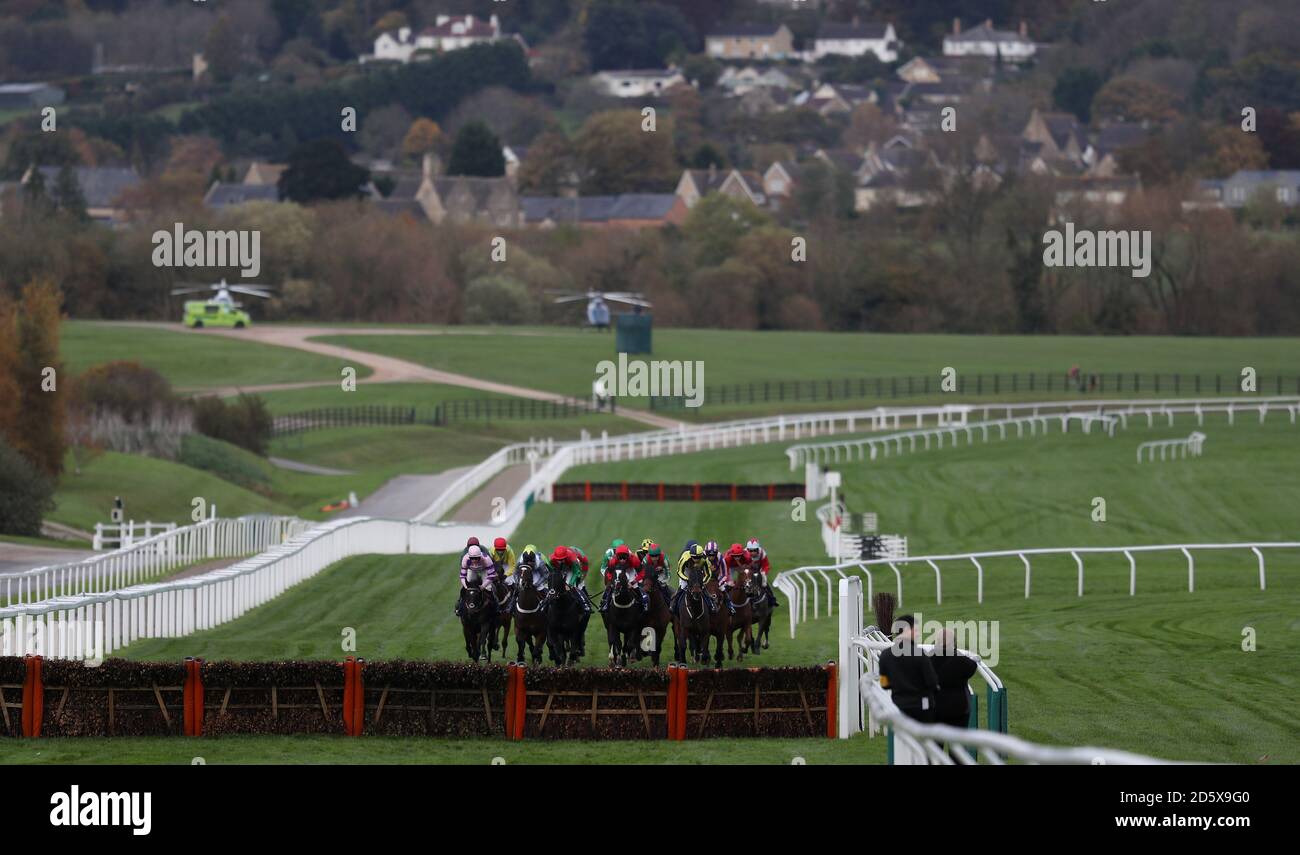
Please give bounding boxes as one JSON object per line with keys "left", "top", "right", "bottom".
{"left": 0, "top": 82, "right": 57, "bottom": 94}
{"left": 34, "top": 166, "right": 139, "bottom": 209}
{"left": 521, "top": 194, "right": 679, "bottom": 224}
{"left": 372, "top": 198, "right": 427, "bottom": 218}
{"left": 946, "top": 23, "right": 1031, "bottom": 44}
{"left": 817, "top": 22, "right": 891, "bottom": 41}
{"left": 608, "top": 193, "right": 679, "bottom": 220}
{"left": 1094, "top": 123, "right": 1150, "bottom": 154}
{"left": 423, "top": 16, "right": 497, "bottom": 38}
{"left": 596, "top": 68, "right": 683, "bottom": 79}
{"left": 708, "top": 23, "right": 786, "bottom": 38}
{"left": 204, "top": 183, "right": 280, "bottom": 208}
{"left": 1219, "top": 170, "right": 1300, "bottom": 185}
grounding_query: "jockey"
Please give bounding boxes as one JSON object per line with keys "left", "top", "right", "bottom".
{"left": 704, "top": 540, "right": 735, "bottom": 615}
{"left": 491, "top": 537, "right": 517, "bottom": 586}
{"left": 550, "top": 545, "right": 594, "bottom": 614}
{"left": 459, "top": 537, "right": 481, "bottom": 559}
{"left": 638, "top": 541, "right": 672, "bottom": 603}
{"left": 516, "top": 544, "right": 550, "bottom": 592}
{"left": 745, "top": 538, "right": 780, "bottom": 608}
{"left": 672, "top": 542, "right": 719, "bottom": 615}
{"left": 600, "top": 538, "right": 627, "bottom": 577}
{"left": 455, "top": 545, "right": 497, "bottom": 617}
{"left": 599, "top": 543, "right": 650, "bottom": 612}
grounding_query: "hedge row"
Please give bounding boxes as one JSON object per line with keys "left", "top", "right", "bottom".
{"left": 0, "top": 658, "right": 831, "bottom": 740}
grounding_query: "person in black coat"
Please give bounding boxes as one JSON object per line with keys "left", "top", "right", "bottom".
{"left": 931, "top": 628, "right": 978, "bottom": 728}
{"left": 876, "top": 615, "right": 938, "bottom": 723}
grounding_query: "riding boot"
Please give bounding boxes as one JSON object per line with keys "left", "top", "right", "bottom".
{"left": 454, "top": 597, "right": 464, "bottom": 618}
{"left": 669, "top": 589, "right": 682, "bottom": 615}
{"left": 725, "top": 594, "right": 736, "bottom": 615}
{"left": 580, "top": 588, "right": 593, "bottom": 614}
{"left": 706, "top": 592, "right": 719, "bottom": 614}
{"left": 766, "top": 586, "right": 780, "bottom": 608}
{"left": 599, "top": 587, "right": 611, "bottom": 613}
{"left": 640, "top": 590, "right": 650, "bottom": 612}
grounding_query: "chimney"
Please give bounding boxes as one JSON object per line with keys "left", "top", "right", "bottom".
{"left": 422, "top": 152, "right": 443, "bottom": 180}
{"left": 708, "top": 162, "right": 718, "bottom": 182}
{"left": 398, "top": 26, "right": 410, "bottom": 42}
{"left": 490, "top": 14, "right": 500, "bottom": 32}
{"left": 952, "top": 18, "right": 961, "bottom": 35}
{"left": 1019, "top": 20, "right": 1028, "bottom": 37}
{"left": 436, "top": 15, "right": 449, "bottom": 26}
{"left": 985, "top": 19, "right": 993, "bottom": 29}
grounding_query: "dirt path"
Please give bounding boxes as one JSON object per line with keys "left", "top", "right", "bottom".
{"left": 447, "top": 464, "right": 533, "bottom": 524}
{"left": 105, "top": 322, "right": 683, "bottom": 430}
{"left": 340, "top": 467, "right": 475, "bottom": 520}
{"left": 0, "top": 543, "right": 97, "bottom": 575}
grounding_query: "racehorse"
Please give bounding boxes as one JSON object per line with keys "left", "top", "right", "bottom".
{"left": 705, "top": 572, "right": 729, "bottom": 667}
{"left": 489, "top": 572, "right": 513, "bottom": 655}
{"left": 602, "top": 565, "right": 644, "bottom": 667}
{"left": 725, "top": 566, "right": 755, "bottom": 662}
{"left": 545, "top": 565, "right": 583, "bottom": 666}
{"left": 638, "top": 570, "right": 671, "bottom": 667}
{"left": 746, "top": 569, "right": 773, "bottom": 654}
{"left": 672, "top": 563, "right": 710, "bottom": 665}
{"left": 512, "top": 563, "right": 547, "bottom": 665}
{"left": 459, "top": 579, "right": 497, "bottom": 662}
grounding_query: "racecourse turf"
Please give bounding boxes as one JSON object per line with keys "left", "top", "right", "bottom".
{"left": 61, "top": 322, "right": 370, "bottom": 391}
{"left": 9, "top": 414, "right": 1292, "bottom": 764}
{"left": 317, "top": 329, "right": 1300, "bottom": 412}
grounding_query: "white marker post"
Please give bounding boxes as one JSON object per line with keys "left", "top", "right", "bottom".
{"left": 825, "top": 471, "right": 842, "bottom": 565}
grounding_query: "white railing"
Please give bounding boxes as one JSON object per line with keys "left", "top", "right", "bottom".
{"left": 776, "top": 541, "right": 1299, "bottom": 639}
{"left": 967, "top": 395, "right": 1299, "bottom": 426}
{"left": 787, "top": 413, "right": 1116, "bottom": 470}
{"left": 93, "top": 520, "right": 176, "bottom": 551}
{"left": 0, "top": 516, "right": 410, "bottom": 660}
{"left": 835, "top": 576, "right": 1175, "bottom": 763}
{"left": 3, "top": 515, "right": 311, "bottom": 607}
{"left": 1137, "top": 431, "right": 1206, "bottom": 463}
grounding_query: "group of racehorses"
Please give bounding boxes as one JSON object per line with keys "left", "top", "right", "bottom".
{"left": 458, "top": 554, "right": 776, "bottom": 669}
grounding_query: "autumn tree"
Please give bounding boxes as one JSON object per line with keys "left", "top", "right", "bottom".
{"left": 401, "top": 118, "right": 444, "bottom": 163}
{"left": 575, "top": 110, "right": 678, "bottom": 194}
{"left": 2, "top": 280, "right": 66, "bottom": 478}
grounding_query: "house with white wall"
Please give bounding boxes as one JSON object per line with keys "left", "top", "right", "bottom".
{"left": 813, "top": 21, "right": 900, "bottom": 63}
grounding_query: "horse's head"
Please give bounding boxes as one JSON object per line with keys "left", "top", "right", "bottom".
{"left": 517, "top": 563, "right": 534, "bottom": 592}
{"left": 548, "top": 564, "right": 566, "bottom": 591}
{"left": 687, "top": 561, "right": 703, "bottom": 593}
{"left": 743, "top": 566, "right": 761, "bottom": 595}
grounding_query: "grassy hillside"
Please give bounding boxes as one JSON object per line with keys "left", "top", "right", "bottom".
{"left": 318, "top": 329, "right": 1300, "bottom": 412}
{"left": 62, "top": 322, "right": 370, "bottom": 391}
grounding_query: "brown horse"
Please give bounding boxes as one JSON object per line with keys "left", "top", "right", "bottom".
{"left": 511, "top": 563, "right": 547, "bottom": 664}
{"left": 725, "top": 566, "right": 755, "bottom": 661}
{"left": 672, "top": 563, "right": 710, "bottom": 664}
{"left": 746, "top": 569, "right": 773, "bottom": 654}
{"left": 638, "top": 570, "right": 671, "bottom": 667}
{"left": 704, "top": 573, "right": 729, "bottom": 668}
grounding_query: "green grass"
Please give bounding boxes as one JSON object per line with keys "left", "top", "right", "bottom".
{"left": 0, "top": 735, "right": 875, "bottom": 765}
{"left": 62, "top": 322, "right": 370, "bottom": 391}
{"left": 51, "top": 451, "right": 284, "bottom": 531}
{"left": 317, "top": 329, "right": 1300, "bottom": 414}
{"left": 22, "top": 405, "right": 1300, "bottom": 764}
{"left": 250, "top": 382, "right": 516, "bottom": 415}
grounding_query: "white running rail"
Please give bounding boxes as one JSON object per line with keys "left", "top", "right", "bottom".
{"left": 836, "top": 576, "right": 1176, "bottom": 763}
{"left": 0, "top": 516, "right": 409, "bottom": 660}
{"left": 3, "top": 514, "right": 311, "bottom": 607}
{"left": 776, "top": 541, "right": 1299, "bottom": 639}
{"left": 786, "top": 413, "right": 1116, "bottom": 470}
{"left": 1137, "top": 431, "right": 1206, "bottom": 462}
{"left": 93, "top": 520, "right": 176, "bottom": 551}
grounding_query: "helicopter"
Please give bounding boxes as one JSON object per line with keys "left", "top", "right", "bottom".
{"left": 548, "top": 290, "right": 652, "bottom": 330}
{"left": 171, "top": 280, "right": 274, "bottom": 329}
